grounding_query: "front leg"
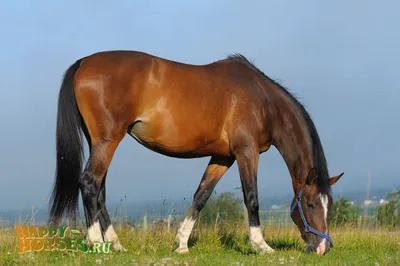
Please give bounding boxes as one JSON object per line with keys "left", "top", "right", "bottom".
{"left": 175, "top": 156, "right": 235, "bottom": 254}
{"left": 235, "top": 147, "right": 275, "bottom": 254}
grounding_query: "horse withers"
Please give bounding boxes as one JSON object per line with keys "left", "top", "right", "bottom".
{"left": 49, "top": 50, "right": 343, "bottom": 255}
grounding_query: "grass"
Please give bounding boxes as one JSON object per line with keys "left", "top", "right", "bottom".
{"left": 0, "top": 222, "right": 399, "bottom": 265}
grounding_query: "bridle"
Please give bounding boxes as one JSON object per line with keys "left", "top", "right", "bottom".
{"left": 290, "top": 180, "right": 333, "bottom": 248}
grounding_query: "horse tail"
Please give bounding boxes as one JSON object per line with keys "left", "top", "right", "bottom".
{"left": 49, "top": 58, "right": 85, "bottom": 224}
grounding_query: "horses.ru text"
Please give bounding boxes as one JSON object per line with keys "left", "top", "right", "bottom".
{"left": 15, "top": 225, "right": 112, "bottom": 254}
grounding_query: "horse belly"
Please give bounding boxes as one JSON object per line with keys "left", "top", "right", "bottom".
{"left": 128, "top": 116, "right": 221, "bottom": 158}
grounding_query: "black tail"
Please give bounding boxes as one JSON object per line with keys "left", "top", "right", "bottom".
{"left": 49, "top": 58, "right": 85, "bottom": 225}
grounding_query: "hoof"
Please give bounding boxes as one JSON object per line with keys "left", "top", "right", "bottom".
{"left": 112, "top": 242, "right": 127, "bottom": 252}
{"left": 260, "top": 248, "right": 276, "bottom": 255}
{"left": 174, "top": 247, "right": 189, "bottom": 254}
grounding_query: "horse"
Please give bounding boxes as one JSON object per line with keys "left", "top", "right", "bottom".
{"left": 49, "top": 50, "right": 344, "bottom": 255}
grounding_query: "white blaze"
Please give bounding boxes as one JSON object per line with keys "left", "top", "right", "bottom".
{"left": 317, "top": 193, "right": 329, "bottom": 254}
{"left": 319, "top": 193, "right": 329, "bottom": 232}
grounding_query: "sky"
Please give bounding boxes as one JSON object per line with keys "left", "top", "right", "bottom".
{"left": 0, "top": 1, "right": 399, "bottom": 211}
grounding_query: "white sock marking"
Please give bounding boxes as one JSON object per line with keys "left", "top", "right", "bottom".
{"left": 104, "top": 225, "right": 118, "bottom": 242}
{"left": 249, "top": 226, "right": 274, "bottom": 253}
{"left": 87, "top": 221, "right": 103, "bottom": 243}
{"left": 175, "top": 217, "right": 196, "bottom": 251}
{"left": 104, "top": 224, "right": 125, "bottom": 251}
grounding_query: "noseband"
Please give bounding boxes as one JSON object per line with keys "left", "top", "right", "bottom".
{"left": 290, "top": 181, "right": 333, "bottom": 248}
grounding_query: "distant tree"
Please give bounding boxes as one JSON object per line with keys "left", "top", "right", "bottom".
{"left": 376, "top": 188, "right": 399, "bottom": 227}
{"left": 329, "top": 196, "right": 360, "bottom": 227}
{"left": 197, "top": 192, "right": 244, "bottom": 225}
{"left": 386, "top": 189, "right": 400, "bottom": 201}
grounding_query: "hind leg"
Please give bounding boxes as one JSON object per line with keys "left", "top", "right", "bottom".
{"left": 233, "top": 142, "right": 275, "bottom": 254}
{"left": 175, "top": 156, "right": 235, "bottom": 254}
{"left": 97, "top": 171, "right": 126, "bottom": 251}
{"left": 79, "top": 140, "right": 121, "bottom": 246}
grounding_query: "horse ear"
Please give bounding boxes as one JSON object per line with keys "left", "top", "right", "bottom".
{"left": 329, "top": 172, "right": 344, "bottom": 186}
{"left": 306, "top": 167, "right": 318, "bottom": 185}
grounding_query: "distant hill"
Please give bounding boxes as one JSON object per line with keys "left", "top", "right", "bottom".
{"left": 1, "top": 187, "right": 396, "bottom": 227}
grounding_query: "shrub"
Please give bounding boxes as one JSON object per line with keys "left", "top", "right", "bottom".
{"left": 376, "top": 189, "right": 399, "bottom": 227}
{"left": 197, "top": 192, "right": 244, "bottom": 225}
{"left": 329, "top": 196, "right": 360, "bottom": 227}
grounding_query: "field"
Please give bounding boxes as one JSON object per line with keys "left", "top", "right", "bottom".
{"left": 1, "top": 222, "right": 399, "bottom": 266}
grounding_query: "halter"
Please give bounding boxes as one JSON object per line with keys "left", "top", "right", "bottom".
{"left": 290, "top": 180, "right": 333, "bottom": 248}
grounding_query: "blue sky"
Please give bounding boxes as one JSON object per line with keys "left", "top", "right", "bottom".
{"left": 0, "top": 1, "right": 399, "bottom": 211}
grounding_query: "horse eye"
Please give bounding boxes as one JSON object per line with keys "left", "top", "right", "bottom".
{"left": 306, "top": 201, "right": 314, "bottom": 208}
{"left": 304, "top": 199, "right": 314, "bottom": 209}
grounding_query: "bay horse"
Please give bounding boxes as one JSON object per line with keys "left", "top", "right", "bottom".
{"left": 49, "top": 50, "right": 344, "bottom": 255}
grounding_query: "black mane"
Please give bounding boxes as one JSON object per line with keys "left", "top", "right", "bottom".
{"left": 226, "top": 53, "right": 330, "bottom": 190}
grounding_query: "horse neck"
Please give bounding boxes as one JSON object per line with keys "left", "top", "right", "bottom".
{"left": 270, "top": 107, "right": 315, "bottom": 193}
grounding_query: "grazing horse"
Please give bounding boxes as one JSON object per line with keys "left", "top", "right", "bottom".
{"left": 49, "top": 50, "right": 344, "bottom": 255}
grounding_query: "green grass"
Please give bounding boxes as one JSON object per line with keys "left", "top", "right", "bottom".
{"left": 1, "top": 223, "right": 399, "bottom": 265}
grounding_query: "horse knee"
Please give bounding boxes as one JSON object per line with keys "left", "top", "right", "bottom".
{"left": 245, "top": 190, "right": 259, "bottom": 213}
